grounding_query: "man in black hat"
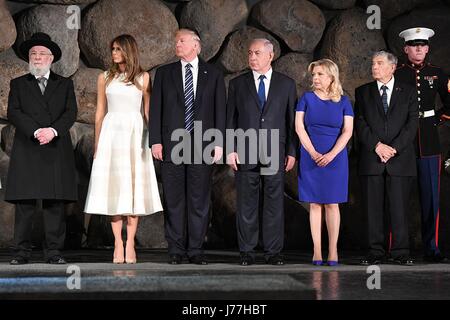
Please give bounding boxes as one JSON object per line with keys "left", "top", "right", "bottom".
{"left": 395, "top": 27, "right": 450, "bottom": 263}
{"left": 5, "top": 32, "right": 78, "bottom": 265}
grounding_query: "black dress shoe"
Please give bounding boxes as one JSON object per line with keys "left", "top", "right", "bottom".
{"left": 360, "top": 255, "right": 383, "bottom": 266}
{"left": 424, "top": 253, "right": 449, "bottom": 263}
{"left": 188, "top": 255, "right": 208, "bottom": 265}
{"left": 10, "top": 257, "right": 29, "bottom": 265}
{"left": 47, "top": 255, "right": 67, "bottom": 264}
{"left": 266, "top": 254, "right": 285, "bottom": 265}
{"left": 391, "top": 256, "right": 414, "bottom": 266}
{"left": 168, "top": 254, "right": 182, "bottom": 265}
{"left": 240, "top": 254, "right": 254, "bottom": 266}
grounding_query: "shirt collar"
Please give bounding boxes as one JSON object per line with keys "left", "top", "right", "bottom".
{"left": 253, "top": 68, "right": 273, "bottom": 82}
{"left": 34, "top": 70, "right": 50, "bottom": 80}
{"left": 407, "top": 60, "right": 426, "bottom": 69}
{"left": 377, "top": 76, "right": 395, "bottom": 92}
{"left": 181, "top": 56, "right": 199, "bottom": 70}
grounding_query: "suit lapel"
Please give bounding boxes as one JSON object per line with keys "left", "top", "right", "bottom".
{"left": 195, "top": 59, "right": 208, "bottom": 108}
{"left": 263, "top": 71, "right": 277, "bottom": 115}
{"left": 370, "top": 81, "right": 386, "bottom": 117}
{"left": 387, "top": 80, "right": 401, "bottom": 116}
{"left": 171, "top": 61, "right": 184, "bottom": 104}
{"left": 42, "top": 71, "right": 61, "bottom": 102}
{"left": 25, "top": 74, "right": 48, "bottom": 109}
{"left": 244, "top": 72, "right": 261, "bottom": 112}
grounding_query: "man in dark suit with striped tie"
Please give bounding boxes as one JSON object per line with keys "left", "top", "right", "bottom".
{"left": 355, "top": 51, "right": 418, "bottom": 266}
{"left": 149, "top": 28, "right": 226, "bottom": 265}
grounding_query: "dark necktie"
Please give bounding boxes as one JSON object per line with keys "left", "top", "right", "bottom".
{"left": 184, "top": 63, "right": 194, "bottom": 132}
{"left": 381, "top": 85, "right": 388, "bottom": 114}
{"left": 38, "top": 77, "right": 47, "bottom": 95}
{"left": 258, "top": 74, "right": 266, "bottom": 111}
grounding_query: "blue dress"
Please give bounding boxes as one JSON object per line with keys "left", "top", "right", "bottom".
{"left": 296, "top": 91, "right": 354, "bottom": 204}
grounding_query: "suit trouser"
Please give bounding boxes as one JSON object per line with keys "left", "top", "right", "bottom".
{"left": 360, "top": 173, "right": 412, "bottom": 258}
{"left": 236, "top": 169, "right": 284, "bottom": 260}
{"left": 13, "top": 199, "right": 66, "bottom": 259}
{"left": 417, "top": 156, "right": 441, "bottom": 255}
{"left": 161, "top": 162, "right": 212, "bottom": 257}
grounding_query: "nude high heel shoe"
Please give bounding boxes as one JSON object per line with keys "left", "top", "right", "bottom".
{"left": 113, "top": 243, "right": 125, "bottom": 264}
{"left": 125, "top": 243, "right": 137, "bottom": 264}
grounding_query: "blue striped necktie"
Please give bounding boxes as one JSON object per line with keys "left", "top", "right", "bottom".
{"left": 381, "top": 85, "right": 388, "bottom": 114}
{"left": 184, "top": 63, "right": 194, "bottom": 132}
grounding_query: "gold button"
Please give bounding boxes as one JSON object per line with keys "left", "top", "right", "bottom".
{"left": 418, "top": 91, "right": 421, "bottom": 94}
{"left": 416, "top": 70, "right": 420, "bottom": 73}
{"left": 418, "top": 83, "right": 421, "bottom": 87}
{"left": 417, "top": 76, "right": 420, "bottom": 80}
{"left": 418, "top": 97, "right": 421, "bottom": 101}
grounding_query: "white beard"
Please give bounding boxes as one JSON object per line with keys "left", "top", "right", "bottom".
{"left": 29, "top": 63, "right": 51, "bottom": 77}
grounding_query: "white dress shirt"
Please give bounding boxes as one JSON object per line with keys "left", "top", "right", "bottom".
{"left": 181, "top": 56, "right": 199, "bottom": 99}
{"left": 33, "top": 70, "right": 58, "bottom": 137}
{"left": 377, "top": 76, "right": 395, "bottom": 106}
{"left": 252, "top": 68, "right": 272, "bottom": 100}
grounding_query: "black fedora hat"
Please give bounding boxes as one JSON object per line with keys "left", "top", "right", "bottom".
{"left": 19, "top": 32, "right": 62, "bottom": 62}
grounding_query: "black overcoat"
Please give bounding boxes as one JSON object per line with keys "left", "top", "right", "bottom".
{"left": 5, "top": 72, "right": 78, "bottom": 202}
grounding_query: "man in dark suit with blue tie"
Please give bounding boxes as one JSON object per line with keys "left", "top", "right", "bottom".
{"left": 150, "top": 29, "right": 226, "bottom": 265}
{"left": 355, "top": 51, "right": 418, "bottom": 266}
{"left": 226, "top": 39, "right": 297, "bottom": 266}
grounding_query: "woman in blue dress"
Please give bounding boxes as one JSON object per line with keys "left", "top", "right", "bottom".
{"left": 295, "top": 59, "right": 354, "bottom": 266}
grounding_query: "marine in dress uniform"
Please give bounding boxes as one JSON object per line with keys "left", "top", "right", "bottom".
{"left": 395, "top": 27, "right": 450, "bottom": 263}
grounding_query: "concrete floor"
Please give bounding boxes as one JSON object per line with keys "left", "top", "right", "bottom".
{"left": 0, "top": 249, "right": 449, "bottom": 300}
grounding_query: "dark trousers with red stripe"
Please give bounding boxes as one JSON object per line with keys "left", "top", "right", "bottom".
{"left": 417, "top": 156, "right": 441, "bottom": 256}
{"left": 361, "top": 173, "right": 412, "bottom": 258}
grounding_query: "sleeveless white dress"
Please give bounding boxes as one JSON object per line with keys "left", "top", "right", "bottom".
{"left": 84, "top": 72, "right": 163, "bottom": 216}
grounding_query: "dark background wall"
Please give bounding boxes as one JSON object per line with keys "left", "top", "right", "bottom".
{"left": 1, "top": 0, "right": 449, "bottom": 253}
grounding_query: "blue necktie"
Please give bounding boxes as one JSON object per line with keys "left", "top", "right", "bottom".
{"left": 257, "top": 74, "right": 266, "bottom": 111}
{"left": 381, "top": 85, "right": 388, "bottom": 114}
{"left": 184, "top": 63, "right": 194, "bottom": 132}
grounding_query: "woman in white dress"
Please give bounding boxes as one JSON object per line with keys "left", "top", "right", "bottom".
{"left": 84, "top": 34, "right": 162, "bottom": 264}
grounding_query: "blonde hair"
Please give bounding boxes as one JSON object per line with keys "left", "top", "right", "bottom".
{"left": 308, "top": 59, "right": 343, "bottom": 102}
{"left": 106, "top": 34, "right": 144, "bottom": 89}
{"left": 175, "top": 28, "right": 202, "bottom": 54}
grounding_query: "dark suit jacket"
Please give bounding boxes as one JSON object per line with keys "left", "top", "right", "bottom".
{"left": 149, "top": 59, "right": 226, "bottom": 163}
{"left": 226, "top": 71, "right": 297, "bottom": 171}
{"left": 355, "top": 80, "right": 418, "bottom": 176}
{"left": 5, "top": 72, "right": 78, "bottom": 202}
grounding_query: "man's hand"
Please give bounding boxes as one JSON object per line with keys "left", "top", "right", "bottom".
{"left": 151, "top": 143, "right": 163, "bottom": 161}
{"left": 375, "top": 142, "right": 396, "bottom": 163}
{"left": 316, "top": 152, "right": 336, "bottom": 167}
{"left": 212, "top": 146, "right": 223, "bottom": 164}
{"left": 227, "top": 152, "right": 240, "bottom": 171}
{"left": 285, "top": 155, "right": 296, "bottom": 172}
{"left": 36, "top": 128, "right": 55, "bottom": 145}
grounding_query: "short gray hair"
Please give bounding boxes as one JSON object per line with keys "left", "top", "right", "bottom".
{"left": 250, "top": 38, "right": 274, "bottom": 54}
{"left": 372, "top": 50, "right": 398, "bottom": 65}
{"left": 176, "top": 28, "right": 202, "bottom": 54}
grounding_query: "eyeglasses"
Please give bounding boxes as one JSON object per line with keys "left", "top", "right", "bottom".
{"left": 29, "top": 52, "right": 53, "bottom": 58}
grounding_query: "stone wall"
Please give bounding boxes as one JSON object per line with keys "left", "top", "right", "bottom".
{"left": 1, "top": 0, "right": 449, "bottom": 253}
